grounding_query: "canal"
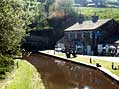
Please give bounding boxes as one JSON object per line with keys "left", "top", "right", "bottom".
{"left": 26, "top": 53, "right": 119, "bottom": 89}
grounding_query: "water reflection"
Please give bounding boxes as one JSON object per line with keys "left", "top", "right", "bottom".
{"left": 27, "top": 54, "right": 119, "bottom": 89}
{"left": 83, "top": 86, "right": 90, "bottom": 89}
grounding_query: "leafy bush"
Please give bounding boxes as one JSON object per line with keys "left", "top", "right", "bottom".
{"left": 0, "top": 55, "right": 14, "bottom": 79}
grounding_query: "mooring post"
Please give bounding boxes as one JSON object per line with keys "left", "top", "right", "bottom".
{"left": 90, "top": 57, "right": 92, "bottom": 64}
{"left": 118, "top": 64, "right": 119, "bottom": 70}
{"left": 112, "top": 62, "right": 114, "bottom": 69}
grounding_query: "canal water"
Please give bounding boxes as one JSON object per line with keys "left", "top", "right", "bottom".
{"left": 27, "top": 53, "right": 119, "bottom": 89}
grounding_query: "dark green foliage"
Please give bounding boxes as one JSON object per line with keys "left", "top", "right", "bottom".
{"left": 0, "top": 0, "right": 48, "bottom": 55}
{"left": 0, "top": 55, "right": 14, "bottom": 68}
{"left": 0, "top": 55, "right": 14, "bottom": 79}
{"left": 0, "top": 0, "right": 25, "bottom": 55}
{"left": 0, "top": 0, "right": 49, "bottom": 78}
{"left": 54, "top": 0, "right": 75, "bottom": 16}
{"left": 33, "top": 5, "right": 50, "bottom": 30}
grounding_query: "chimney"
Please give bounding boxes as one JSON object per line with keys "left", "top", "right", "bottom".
{"left": 92, "top": 12, "right": 99, "bottom": 23}
{"left": 78, "top": 14, "right": 84, "bottom": 24}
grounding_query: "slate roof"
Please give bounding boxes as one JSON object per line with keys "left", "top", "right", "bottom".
{"left": 65, "top": 19, "right": 111, "bottom": 31}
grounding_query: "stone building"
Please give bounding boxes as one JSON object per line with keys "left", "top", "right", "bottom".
{"left": 57, "top": 16, "right": 119, "bottom": 55}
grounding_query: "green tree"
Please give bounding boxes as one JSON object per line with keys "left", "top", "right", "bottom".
{"left": 23, "top": 0, "right": 45, "bottom": 31}
{"left": 46, "top": 0, "right": 55, "bottom": 5}
{"left": 43, "top": 0, "right": 55, "bottom": 17}
{"left": 33, "top": 4, "right": 50, "bottom": 30}
{"left": 0, "top": 0, "right": 45, "bottom": 55}
{"left": 51, "top": 0, "right": 75, "bottom": 16}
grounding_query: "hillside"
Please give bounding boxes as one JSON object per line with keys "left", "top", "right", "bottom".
{"left": 75, "top": 7, "right": 119, "bottom": 21}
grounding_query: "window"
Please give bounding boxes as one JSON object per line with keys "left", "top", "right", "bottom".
{"left": 90, "top": 31, "right": 93, "bottom": 39}
{"left": 68, "top": 33, "right": 71, "bottom": 39}
{"left": 69, "top": 32, "right": 75, "bottom": 39}
{"left": 77, "top": 32, "right": 82, "bottom": 39}
{"left": 83, "top": 31, "right": 90, "bottom": 39}
{"left": 67, "top": 32, "right": 78, "bottom": 39}
{"left": 75, "top": 33, "right": 77, "bottom": 39}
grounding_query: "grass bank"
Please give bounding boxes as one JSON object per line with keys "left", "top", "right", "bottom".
{"left": 73, "top": 56, "right": 119, "bottom": 77}
{"left": 0, "top": 60, "right": 45, "bottom": 89}
{"left": 55, "top": 52, "right": 119, "bottom": 77}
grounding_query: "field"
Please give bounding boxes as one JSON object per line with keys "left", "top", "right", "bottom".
{"left": 74, "top": 7, "right": 119, "bottom": 21}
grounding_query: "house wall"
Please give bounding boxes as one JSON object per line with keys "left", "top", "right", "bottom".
{"left": 60, "top": 19, "right": 119, "bottom": 55}
{"left": 90, "top": 20, "right": 119, "bottom": 55}
{"left": 65, "top": 31, "right": 93, "bottom": 44}
{"left": 98, "top": 20, "right": 119, "bottom": 43}
{"left": 64, "top": 30, "right": 93, "bottom": 54}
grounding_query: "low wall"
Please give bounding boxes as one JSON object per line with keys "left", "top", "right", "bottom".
{"left": 26, "top": 52, "right": 119, "bottom": 89}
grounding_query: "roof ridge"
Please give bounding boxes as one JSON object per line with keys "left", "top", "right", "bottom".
{"left": 65, "top": 19, "right": 112, "bottom": 31}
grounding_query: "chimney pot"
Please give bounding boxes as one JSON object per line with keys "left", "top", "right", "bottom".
{"left": 78, "top": 14, "right": 84, "bottom": 24}
{"left": 92, "top": 12, "right": 99, "bottom": 23}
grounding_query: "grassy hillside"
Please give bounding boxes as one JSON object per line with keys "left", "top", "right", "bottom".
{"left": 75, "top": 7, "right": 119, "bottom": 21}
{"left": 0, "top": 60, "right": 45, "bottom": 89}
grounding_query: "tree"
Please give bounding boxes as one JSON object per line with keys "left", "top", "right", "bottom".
{"left": 33, "top": 4, "right": 50, "bottom": 30}
{"left": 0, "top": 0, "right": 45, "bottom": 55}
{"left": 43, "top": 0, "right": 55, "bottom": 17}
{"left": 46, "top": 0, "right": 55, "bottom": 5}
{"left": 51, "top": 0, "right": 75, "bottom": 16}
{"left": 24, "top": 0, "right": 48, "bottom": 30}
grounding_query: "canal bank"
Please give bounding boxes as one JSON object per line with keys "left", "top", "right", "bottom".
{"left": 25, "top": 51, "right": 119, "bottom": 89}
{"left": 0, "top": 60, "right": 45, "bottom": 89}
{"left": 42, "top": 50, "right": 119, "bottom": 76}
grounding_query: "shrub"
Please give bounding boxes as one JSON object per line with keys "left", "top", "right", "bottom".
{"left": 0, "top": 55, "right": 14, "bottom": 79}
